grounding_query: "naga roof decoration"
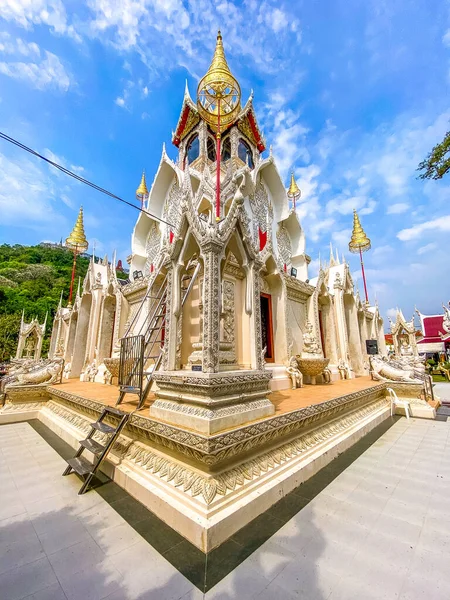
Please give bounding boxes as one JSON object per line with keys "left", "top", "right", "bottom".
{"left": 237, "top": 96, "right": 266, "bottom": 152}
{"left": 172, "top": 82, "right": 199, "bottom": 147}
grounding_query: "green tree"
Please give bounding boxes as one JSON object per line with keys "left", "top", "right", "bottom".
{"left": 0, "top": 313, "right": 21, "bottom": 362}
{"left": 0, "top": 244, "right": 90, "bottom": 358}
{"left": 418, "top": 130, "right": 450, "bottom": 179}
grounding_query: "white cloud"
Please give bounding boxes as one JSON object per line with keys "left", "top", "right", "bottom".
{"left": 386, "top": 307, "right": 397, "bottom": 319}
{"left": 417, "top": 242, "right": 437, "bottom": 255}
{"left": 115, "top": 96, "right": 126, "bottom": 107}
{"left": 267, "top": 8, "right": 288, "bottom": 33}
{"left": 332, "top": 227, "right": 352, "bottom": 249}
{"left": 0, "top": 0, "right": 80, "bottom": 40}
{"left": 443, "top": 29, "right": 450, "bottom": 47}
{"left": 372, "top": 244, "right": 393, "bottom": 258}
{"left": 397, "top": 215, "right": 450, "bottom": 241}
{"left": 0, "top": 149, "right": 66, "bottom": 228}
{"left": 0, "top": 38, "right": 71, "bottom": 91}
{"left": 387, "top": 202, "right": 409, "bottom": 214}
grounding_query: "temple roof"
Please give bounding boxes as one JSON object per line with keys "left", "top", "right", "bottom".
{"left": 172, "top": 34, "right": 265, "bottom": 151}
{"left": 416, "top": 312, "right": 450, "bottom": 343}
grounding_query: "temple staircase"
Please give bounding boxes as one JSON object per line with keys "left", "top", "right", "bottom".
{"left": 116, "top": 259, "right": 200, "bottom": 410}
{"left": 62, "top": 406, "right": 129, "bottom": 494}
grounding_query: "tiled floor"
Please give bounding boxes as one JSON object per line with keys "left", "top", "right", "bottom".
{"left": 49, "top": 376, "right": 380, "bottom": 417}
{"left": 1, "top": 416, "right": 450, "bottom": 599}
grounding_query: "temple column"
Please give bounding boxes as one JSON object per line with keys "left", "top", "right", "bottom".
{"left": 247, "top": 260, "right": 265, "bottom": 370}
{"left": 163, "top": 261, "right": 182, "bottom": 371}
{"left": 333, "top": 278, "right": 348, "bottom": 363}
{"left": 201, "top": 242, "right": 222, "bottom": 373}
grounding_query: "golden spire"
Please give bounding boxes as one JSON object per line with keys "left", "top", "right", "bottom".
{"left": 348, "top": 209, "right": 371, "bottom": 254}
{"left": 197, "top": 30, "right": 241, "bottom": 132}
{"left": 65, "top": 206, "right": 88, "bottom": 254}
{"left": 136, "top": 170, "right": 148, "bottom": 200}
{"left": 287, "top": 171, "right": 301, "bottom": 198}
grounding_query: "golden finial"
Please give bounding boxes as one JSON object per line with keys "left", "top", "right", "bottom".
{"left": 197, "top": 30, "right": 241, "bottom": 133}
{"left": 287, "top": 171, "right": 301, "bottom": 199}
{"left": 136, "top": 170, "right": 148, "bottom": 201}
{"left": 348, "top": 209, "right": 371, "bottom": 254}
{"left": 65, "top": 206, "right": 88, "bottom": 254}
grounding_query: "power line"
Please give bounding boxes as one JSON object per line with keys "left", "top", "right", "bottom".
{"left": 0, "top": 130, "right": 174, "bottom": 228}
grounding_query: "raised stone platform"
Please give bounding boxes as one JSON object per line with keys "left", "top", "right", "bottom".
{"left": 0, "top": 377, "right": 402, "bottom": 551}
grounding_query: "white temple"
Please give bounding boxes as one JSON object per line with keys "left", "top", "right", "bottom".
{"left": 5, "top": 32, "right": 434, "bottom": 554}
{"left": 48, "top": 36, "right": 386, "bottom": 395}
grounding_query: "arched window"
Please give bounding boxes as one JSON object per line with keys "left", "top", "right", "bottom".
{"left": 238, "top": 139, "right": 254, "bottom": 169}
{"left": 186, "top": 134, "right": 200, "bottom": 164}
{"left": 207, "top": 137, "right": 216, "bottom": 162}
{"left": 221, "top": 137, "right": 231, "bottom": 162}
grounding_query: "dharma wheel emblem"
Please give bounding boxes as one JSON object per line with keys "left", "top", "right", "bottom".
{"left": 197, "top": 31, "right": 241, "bottom": 133}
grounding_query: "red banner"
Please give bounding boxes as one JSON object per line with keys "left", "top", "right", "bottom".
{"left": 259, "top": 228, "right": 267, "bottom": 252}
{"left": 169, "top": 230, "right": 174, "bottom": 243}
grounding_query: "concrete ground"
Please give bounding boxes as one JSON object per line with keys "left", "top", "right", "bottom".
{"left": 434, "top": 381, "right": 450, "bottom": 402}
{"left": 1, "top": 416, "right": 450, "bottom": 600}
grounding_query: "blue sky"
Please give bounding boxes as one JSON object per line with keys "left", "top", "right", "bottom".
{"left": 0, "top": 0, "right": 450, "bottom": 327}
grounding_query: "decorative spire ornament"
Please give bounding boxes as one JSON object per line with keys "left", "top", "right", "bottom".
{"left": 348, "top": 209, "right": 371, "bottom": 304}
{"left": 287, "top": 171, "right": 301, "bottom": 208}
{"left": 136, "top": 170, "right": 149, "bottom": 209}
{"left": 197, "top": 31, "right": 241, "bottom": 220}
{"left": 65, "top": 206, "right": 89, "bottom": 306}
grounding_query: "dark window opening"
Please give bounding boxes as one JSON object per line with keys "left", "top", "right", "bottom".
{"left": 207, "top": 137, "right": 216, "bottom": 162}
{"left": 238, "top": 138, "right": 254, "bottom": 169}
{"left": 260, "top": 293, "right": 274, "bottom": 362}
{"left": 186, "top": 134, "right": 200, "bottom": 164}
{"left": 221, "top": 137, "right": 231, "bottom": 162}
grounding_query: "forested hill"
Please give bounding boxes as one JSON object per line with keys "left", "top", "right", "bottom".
{"left": 0, "top": 244, "right": 90, "bottom": 361}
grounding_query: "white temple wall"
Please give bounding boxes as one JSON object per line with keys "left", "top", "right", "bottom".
{"left": 181, "top": 278, "right": 201, "bottom": 368}
{"left": 286, "top": 298, "right": 307, "bottom": 356}
{"left": 85, "top": 291, "right": 103, "bottom": 368}
{"left": 65, "top": 312, "right": 78, "bottom": 364}
{"left": 319, "top": 298, "right": 339, "bottom": 363}
{"left": 265, "top": 273, "right": 287, "bottom": 364}
{"left": 377, "top": 325, "right": 387, "bottom": 356}
{"left": 234, "top": 277, "right": 251, "bottom": 368}
{"left": 344, "top": 294, "right": 364, "bottom": 375}
{"left": 71, "top": 294, "right": 92, "bottom": 377}
{"left": 48, "top": 319, "right": 59, "bottom": 358}
{"left": 358, "top": 312, "right": 369, "bottom": 357}
{"left": 97, "top": 295, "right": 116, "bottom": 362}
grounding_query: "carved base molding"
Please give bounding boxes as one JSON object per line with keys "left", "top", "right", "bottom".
{"left": 151, "top": 369, "right": 275, "bottom": 434}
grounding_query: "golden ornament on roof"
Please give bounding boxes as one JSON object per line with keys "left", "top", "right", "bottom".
{"left": 287, "top": 172, "right": 301, "bottom": 198}
{"left": 197, "top": 30, "right": 241, "bottom": 133}
{"left": 65, "top": 206, "right": 88, "bottom": 254}
{"left": 348, "top": 209, "right": 371, "bottom": 254}
{"left": 136, "top": 170, "right": 148, "bottom": 200}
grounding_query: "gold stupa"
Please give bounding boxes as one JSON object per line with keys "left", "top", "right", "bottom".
{"left": 65, "top": 206, "right": 88, "bottom": 254}
{"left": 136, "top": 170, "right": 148, "bottom": 201}
{"left": 287, "top": 172, "right": 301, "bottom": 198}
{"left": 197, "top": 31, "right": 241, "bottom": 133}
{"left": 348, "top": 209, "right": 371, "bottom": 253}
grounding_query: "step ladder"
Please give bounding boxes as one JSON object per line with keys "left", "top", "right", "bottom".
{"left": 116, "top": 259, "right": 201, "bottom": 410}
{"left": 62, "top": 406, "right": 129, "bottom": 495}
